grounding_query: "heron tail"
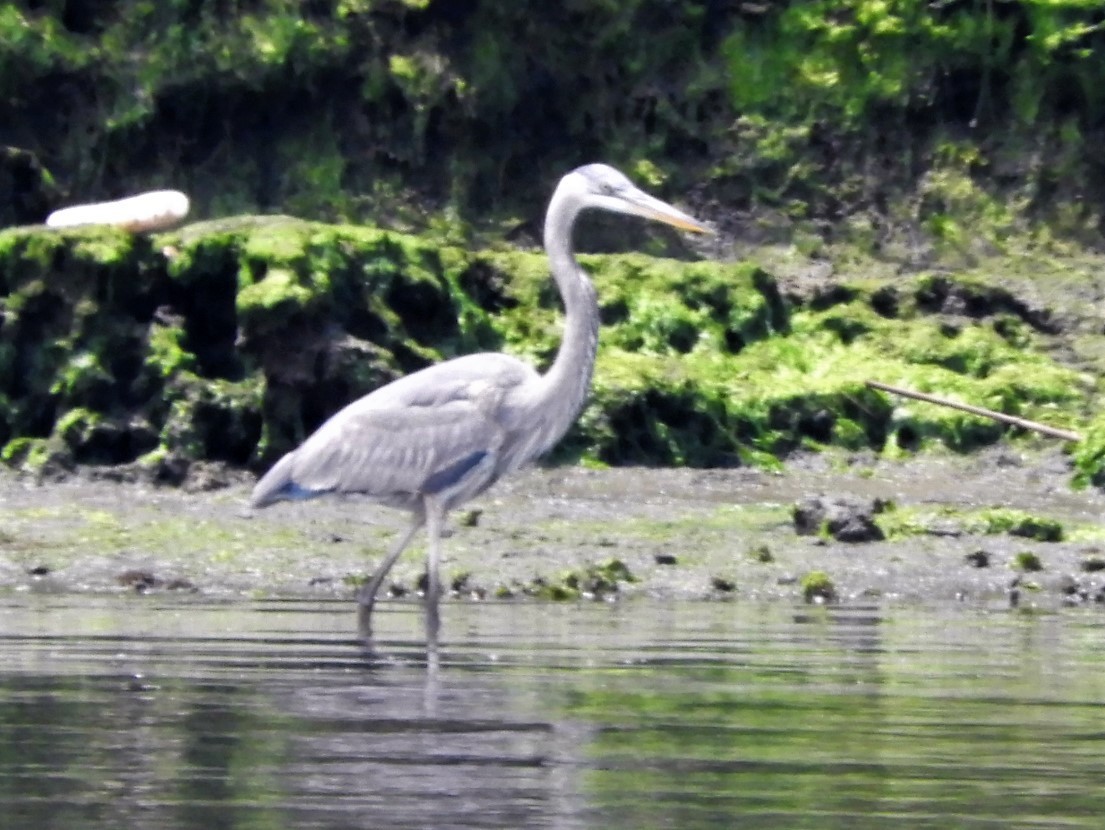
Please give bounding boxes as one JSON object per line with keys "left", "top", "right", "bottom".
{"left": 250, "top": 451, "right": 322, "bottom": 508}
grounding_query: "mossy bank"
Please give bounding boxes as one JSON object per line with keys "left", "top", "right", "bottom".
{"left": 3, "top": 217, "right": 1105, "bottom": 486}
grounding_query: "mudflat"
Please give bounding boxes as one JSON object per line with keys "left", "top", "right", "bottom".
{"left": 2, "top": 445, "right": 1103, "bottom": 620}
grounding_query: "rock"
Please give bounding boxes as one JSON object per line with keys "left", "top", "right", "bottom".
{"left": 46, "top": 189, "right": 190, "bottom": 232}
{"left": 711, "top": 576, "right": 736, "bottom": 592}
{"left": 793, "top": 495, "right": 885, "bottom": 543}
{"left": 116, "top": 569, "right": 162, "bottom": 591}
{"left": 965, "top": 550, "right": 990, "bottom": 568}
{"left": 1080, "top": 555, "right": 1105, "bottom": 572}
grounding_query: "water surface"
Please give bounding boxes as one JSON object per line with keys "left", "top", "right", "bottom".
{"left": 1, "top": 596, "right": 1102, "bottom": 829}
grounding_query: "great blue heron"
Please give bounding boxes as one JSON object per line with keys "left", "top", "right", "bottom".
{"left": 250, "top": 163, "right": 711, "bottom": 642}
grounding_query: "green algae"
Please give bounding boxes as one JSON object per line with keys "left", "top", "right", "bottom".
{"left": 50, "top": 350, "right": 114, "bottom": 408}
{"left": 521, "top": 558, "right": 638, "bottom": 602}
{"left": 800, "top": 570, "right": 837, "bottom": 603}
{"left": 1072, "top": 413, "right": 1105, "bottom": 489}
{"left": 5, "top": 1, "right": 1105, "bottom": 497}
{"left": 2, "top": 500, "right": 297, "bottom": 574}
{"left": 876, "top": 502, "right": 1085, "bottom": 544}
{"left": 1013, "top": 551, "right": 1044, "bottom": 572}
{"left": 574, "top": 271, "right": 1084, "bottom": 464}
{"left": 0, "top": 437, "right": 50, "bottom": 471}
{"left": 237, "top": 266, "right": 319, "bottom": 321}
{"left": 145, "top": 324, "right": 196, "bottom": 380}
{"left": 974, "top": 508, "right": 1064, "bottom": 543}
{"left": 1, "top": 216, "right": 1103, "bottom": 487}
{"left": 54, "top": 407, "right": 102, "bottom": 446}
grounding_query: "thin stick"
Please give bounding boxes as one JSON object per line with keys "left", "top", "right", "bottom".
{"left": 865, "top": 380, "right": 1082, "bottom": 443}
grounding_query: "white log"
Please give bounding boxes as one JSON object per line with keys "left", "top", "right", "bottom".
{"left": 46, "top": 189, "right": 190, "bottom": 232}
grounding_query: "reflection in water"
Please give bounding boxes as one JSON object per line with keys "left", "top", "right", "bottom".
{"left": 0, "top": 596, "right": 1103, "bottom": 829}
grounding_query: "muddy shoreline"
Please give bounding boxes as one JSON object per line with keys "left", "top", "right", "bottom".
{"left": 3, "top": 446, "right": 1105, "bottom": 620}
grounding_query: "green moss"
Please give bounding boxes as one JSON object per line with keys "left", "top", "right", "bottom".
{"left": 1013, "top": 551, "right": 1044, "bottom": 572}
{"left": 748, "top": 544, "right": 774, "bottom": 563}
{"left": 524, "top": 558, "right": 637, "bottom": 602}
{"left": 69, "top": 228, "right": 138, "bottom": 267}
{"left": 0, "top": 437, "right": 50, "bottom": 470}
{"left": 5, "top": 498, "right": 310, "bottom": 575}
{"left": 54, "top": 407, "right": 101, "bottom": 447}
{"left": 873, "top": 503, "right": 930, "bottom": 539}
{"left": 236, "top": 266, "right": 318, "bottom": 318}
{"left": 0, "top": 210, "right": 1100, "bottom": 479}
{"left": 873, "top": 502, "right": 1100, "bottom": 544}
{"left": 145, "top": 324, "right": 197, "bottom": 380}
{"left": 832, "top": 417, "right": 870, "bottom": 450}
{"left": 135, "top": 445, "right": 171, "bottom": 468}
{"left": 275, "top": 119, "right": 352, "bottom": 220}
{"left": 155, "top": 377, "right": 263, "bottom": 464}
{"left": 800, "top": 570, "right": 837, "bottom": 603}
{"left": 977, "top": 508, "right": 1064, "bottom": 542}
{"left": 1072, "top": 413, "right": 1105, "bottom": 488}
{"left": 544, "top": 258, "right": 1083, "bottom": 464}
{"left": 50, "top": 350, "right": 114, "bottom": 408}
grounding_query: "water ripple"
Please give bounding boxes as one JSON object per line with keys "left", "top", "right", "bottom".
{"left": 0, "top": 596, "right": 1102, "bottom": 829}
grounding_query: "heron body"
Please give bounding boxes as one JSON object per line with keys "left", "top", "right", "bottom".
{"left": 250, "top": 164, "right": 710, "bottom": 642}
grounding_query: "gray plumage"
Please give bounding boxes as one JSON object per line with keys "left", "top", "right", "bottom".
{"left": 250, "top": 163, "right": 711, "bottom": 642}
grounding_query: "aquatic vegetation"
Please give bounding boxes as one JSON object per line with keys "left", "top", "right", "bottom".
{"left": 0, "top": 215, "right": 1099, "bottom": 483}
{"left": 525, "top": 558, "right": 637, "bottom": 602}
{"left": 1071, "top": 413, "right": 1105, "bottom": 489}
{"left": 748, "top": 544, "right": 773, "bottom": 563}
{"left": 1013, "top": 551, "right": 1044, "bottom": 572}
{"left": 977, "top": 509, "right": 1064, "bottom": 543}
{"left": 878, "top": 503, "right": 1074, "bottom": 543}
{"left": 800, "top": 570, "right": 837, "bottom": 603}
{"left": 872, "top": 503, "right": 937, "bottom": 540}
{"left": 3, "top": 0, "right": 1105, "bottom": 497}
{"left": 0, "top": 437, "right": 50, "bottom": 471}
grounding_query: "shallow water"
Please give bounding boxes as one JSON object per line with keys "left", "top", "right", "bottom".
{"left": 0, "top": 596, "right": 1103, "bottom": 829}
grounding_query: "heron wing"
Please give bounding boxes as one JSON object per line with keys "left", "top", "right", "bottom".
{"left": 251, "top": 353, "right": 539, "bottom": 507}
{"left": 289, "top": 399, "right": 503, "bottom": 498}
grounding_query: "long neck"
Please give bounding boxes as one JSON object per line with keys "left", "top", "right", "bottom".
{"left": 531, "top": 190, "right": 600, "bottom": 450}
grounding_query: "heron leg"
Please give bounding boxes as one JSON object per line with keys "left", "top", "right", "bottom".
{"left": 357, "top": 517, "right": 423, "bottom": 640}
{"left": 423, "top": 496, "right": 447, "bottom": 647}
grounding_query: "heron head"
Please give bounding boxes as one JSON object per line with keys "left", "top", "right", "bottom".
{"left": 568, "top": 163, "right": 712, "bottom": 234}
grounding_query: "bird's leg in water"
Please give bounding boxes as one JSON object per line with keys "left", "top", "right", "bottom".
{"left": 423, "top": 496, "right": 446, "bottom": 647}
{"left": 357, "top": 517, "right": 424, "bottom": 640}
